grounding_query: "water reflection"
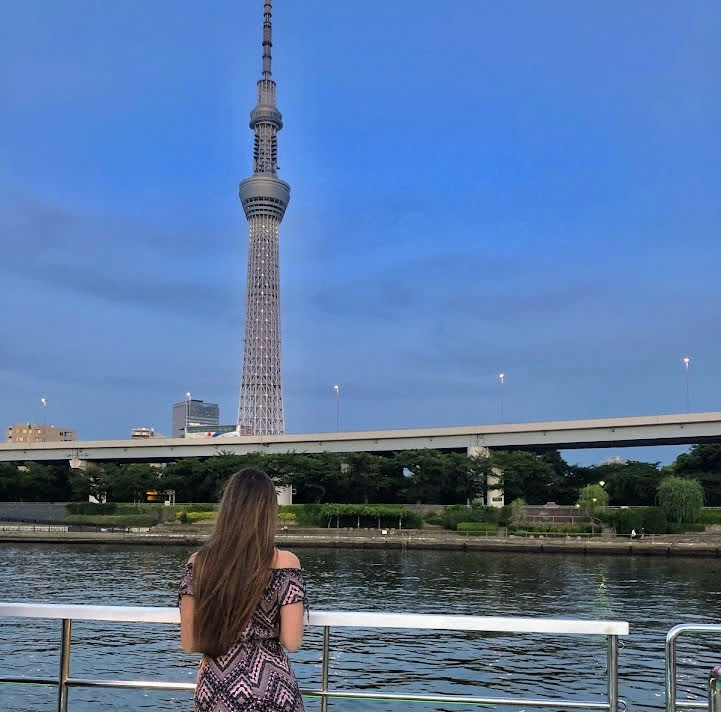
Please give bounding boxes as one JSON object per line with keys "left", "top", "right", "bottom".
{"left": 1, "top": 544, "right": 720, "bottom": 712}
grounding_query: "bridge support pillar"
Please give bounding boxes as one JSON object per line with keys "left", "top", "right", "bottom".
{"left": 487, "top": 467, "right": 504, "bottom": 508}
{"left": 276, "top": 486, "right": 293, "bottom": 506}
{"left": 69, "top": 458, "right": 89, "bottom": 470}
{"left": 467, "top": 446, "right": 504, "bottom": 508}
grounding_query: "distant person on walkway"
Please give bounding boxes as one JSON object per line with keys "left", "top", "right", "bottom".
{"left": 178, "top": 468, "right": 307, "bottom": 712}
{"left": 630, "top": 528, "right": 637, "bottom": 539}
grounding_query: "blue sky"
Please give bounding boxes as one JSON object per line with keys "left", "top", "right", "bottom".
{"left": 1, "top": 1, "right": 719, "bottom": 464}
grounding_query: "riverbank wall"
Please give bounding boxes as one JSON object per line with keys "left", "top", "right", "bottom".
{"left": 3, "top": 528, "right": 721, "bottom": 557}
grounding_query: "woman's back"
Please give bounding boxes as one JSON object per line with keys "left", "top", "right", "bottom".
{"left": 179, "top": 553, "right": 307, "bottom": 712}
{"left": 179, "top": 560, "right": 306, "bottom": 646}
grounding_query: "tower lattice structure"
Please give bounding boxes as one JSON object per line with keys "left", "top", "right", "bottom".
{"left": 237, "top": 0, "right": 290, "bottom": 435}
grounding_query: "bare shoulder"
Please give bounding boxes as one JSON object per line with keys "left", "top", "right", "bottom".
{"left": 187, "top": 552, "right": 198, "bottom": 564}
{"left": 274, "top": 549, "right": 301, "bottom": 569}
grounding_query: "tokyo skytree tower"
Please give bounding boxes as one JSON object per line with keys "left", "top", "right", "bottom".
{"left": 237, "top": 0, "right": 290, "bottom": 435}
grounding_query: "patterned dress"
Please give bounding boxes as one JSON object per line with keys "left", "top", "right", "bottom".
{"left": 179, "top": 563, "right": 307, "bottom": 712}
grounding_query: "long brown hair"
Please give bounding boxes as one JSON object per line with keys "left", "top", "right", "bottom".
{"left": 192, "top": 467, "right": 278, "bottom": 657}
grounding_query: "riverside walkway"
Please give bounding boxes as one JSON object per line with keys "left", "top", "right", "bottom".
{"left": 3, "top": 527, "right": 721, "bottom": 557}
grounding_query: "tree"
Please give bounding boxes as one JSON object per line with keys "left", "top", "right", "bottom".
{"left": 589, "top": 461, "right": 663, "bottom": 506}
{"left": 670, "top": 444, "right": 721, "bottom": 506}
{"left": 509, "top": 497, "right": 526, "bottom": 526}
{"left": 656, "top": 476, "right": 704, "bottom": 523}
{"left": 466, "top": 453, "right": 493, "bottom": 504}
{"left": 492, "top": 451, "right": 558, "bottom": 504}
{"left": 577, "top": 484, "right": 608, "bottom": 516}
{"left": 107, "top": 463, "right": 161, "bottom": 502}
{"left": 84, "top": 464, "right": 112, "bottom": 503}
{"left": 16, "top": 463, "right": 56, "bottom": 502}
{"left": 0, "top": 463, "right": 21, "bottom": 501}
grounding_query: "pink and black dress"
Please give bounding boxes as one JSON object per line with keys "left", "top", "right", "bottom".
{"left": 179, "top": 562, "right": 307, "bottom": 712}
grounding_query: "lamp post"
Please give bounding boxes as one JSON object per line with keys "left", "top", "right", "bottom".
{"left": 498, "top": 373, "right": 505, "bottom": 423}
{"left": 40, "top": 397, "right": 47, "bottom": 442}
{"left": 333, "top": 385, "right": 340, "bottom": 432}
{"left": 682, "top": 357, "right": 691, "bottom": 413}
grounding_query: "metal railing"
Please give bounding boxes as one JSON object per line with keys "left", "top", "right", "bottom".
{"left": 665, "top": 624, "right": 721, "bottom": 712}
{"left": 710, "top": 666, "right": 721, "bottom": 712}
{"left": 0, "top": 602, "right": 628, "bottom": 712}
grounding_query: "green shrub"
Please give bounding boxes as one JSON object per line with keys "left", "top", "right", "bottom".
{"left": 508, "top": 523, "right": 593, "bottom": 535}
{"left": 67, "top": 502, "right": 119, "bottom": 515}
{"left": 185, "top": 511, "right": 216, "bottom": 523}
{"left": 606, "top": 508, "right": 643, "bottom": 535}
{"left": 441, "top": 504, "right": 499, "bottom": 530}
{"left": 423, "top": 513, "right": 443, "bottom": 526}
{"left": 318, "top": 503, "right": 423, "bottom": 529}
{"left": 641, "top": 507, "right": 668, "bottom": 534}
{"left": 278, "top": 511, "right": 296, "bottom": 522}
{"left": 456, "top": 522, "right": 498, "bottom": 532}
{"left": 179, "top": 503, "right": 218, "bottom": 513}
{"left": 279, "top": 504, "right": 323, "bottom": 527}
{"left": 699, "top": 509, "right": 721, "bottom": 525}
{"left": 667, "top": 522, "right": 707, "bottom": 534}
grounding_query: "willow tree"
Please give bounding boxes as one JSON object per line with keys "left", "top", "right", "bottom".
{"left": 577, "top": 484, "right": 609, "bottom": 516}
{"left": 656, "top": 476, "right": 704, "bottom": 523}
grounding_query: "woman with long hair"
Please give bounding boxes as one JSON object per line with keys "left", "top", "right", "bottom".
{"left": 178, "top": 468, "right": 307, "bottom": 711}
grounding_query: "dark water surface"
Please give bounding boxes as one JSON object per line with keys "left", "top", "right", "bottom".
{"left": 1, "top": 543, "right": 720, "bottom": 712}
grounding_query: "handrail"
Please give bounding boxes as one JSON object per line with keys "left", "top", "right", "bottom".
{"left": 665, "top": 623, "right": 721, "bottom": 712}
{"left": 0, "top": 602, "right": 628, "bottom": 634}
{"left": 1, "top": 601, "right": 628, "bottom": 712}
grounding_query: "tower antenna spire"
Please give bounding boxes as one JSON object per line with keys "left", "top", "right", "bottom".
{"left": 262, "top": 0, "right": 273, "bottom": 79}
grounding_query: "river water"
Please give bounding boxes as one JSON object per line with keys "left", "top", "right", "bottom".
{"left": 1, "top": 543, "right": 720, "bottom": 712}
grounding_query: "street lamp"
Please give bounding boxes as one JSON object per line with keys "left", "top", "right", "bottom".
{"left": 498, "top": 373, "right": 505, "bottom": 423}
{"left": 682, "top": 357, "right": 691, "bottom": 413}
{"left": 599, "top": 480, "right": 605, "bottom": 488}
{"left": 40, "top": 397, "right": 48, "bottom": 441}
{"left": 333, "top": 385, "right": 340, "bottom": 432}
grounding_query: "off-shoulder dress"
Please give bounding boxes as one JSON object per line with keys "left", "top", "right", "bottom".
{"left": 179, "top": 562, "right": 307, "bottom": 712}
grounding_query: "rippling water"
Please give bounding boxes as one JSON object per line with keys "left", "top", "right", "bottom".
{"left": 1, "top": 543, "right": 720, "bottom": 712}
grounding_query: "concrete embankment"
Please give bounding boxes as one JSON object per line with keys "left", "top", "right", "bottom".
{"left": 2, "top": 528, "right": 721, "bottom": 557}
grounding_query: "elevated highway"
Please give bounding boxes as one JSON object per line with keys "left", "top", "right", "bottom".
{"left": 1, "top": 412, "right": 720, "bottom": 465}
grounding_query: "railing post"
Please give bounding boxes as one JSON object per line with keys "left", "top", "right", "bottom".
{"left": 57, "top": 618, "right": 72, "bottom": 712}
{"left": 709, "top": 665, "right": 721, "bottom": 712}
{"left": 607, "top": 634, "right": 619, "bottom": 712}
{"left": 320, "top": 625, "right": 330, "bottom": 712}
{"left": 666, "top": 632, "right": 678, "bottom": 712}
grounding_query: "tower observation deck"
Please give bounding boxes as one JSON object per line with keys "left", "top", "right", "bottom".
{"left": 237, "top": 0, "right": 290, "bottom": 435}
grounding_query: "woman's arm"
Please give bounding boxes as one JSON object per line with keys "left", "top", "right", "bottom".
{"left": 276, "top": 550, "right": 305, "bottom": 653}
{"left": 179, "top": 594, "right": 196, "bottom": 653}
{"left": 179, "top": 553, "right": 198, "bottom": 653}
{"left": 279, "top": 600, "right": 304, "bottom": 652}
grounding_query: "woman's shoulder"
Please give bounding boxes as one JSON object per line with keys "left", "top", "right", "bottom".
{"left": 187, "top": 552, "right": 198, "bottom": 565}
{"left": 272, "top": 549, "right": 301, "bottom": 570}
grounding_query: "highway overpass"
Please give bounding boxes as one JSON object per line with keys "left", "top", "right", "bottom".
{"left": 1, "top": 412, "right": 720, "bottom": 465}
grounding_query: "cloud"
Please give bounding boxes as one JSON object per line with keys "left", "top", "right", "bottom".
{"left": 0, "top": 191, "right": 242, "bottom": 319}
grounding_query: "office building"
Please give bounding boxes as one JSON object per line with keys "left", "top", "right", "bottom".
{"left": 6, "top": 423, "right": 77, "bottom": 443}
{"left": 171, "top": 399, "right": 220, "bottom": 438}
